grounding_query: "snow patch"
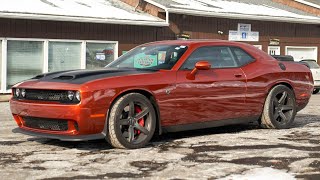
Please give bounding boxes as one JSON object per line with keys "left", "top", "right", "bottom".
{"left": 218, "top": 167, "right": 296, "bottom": 180}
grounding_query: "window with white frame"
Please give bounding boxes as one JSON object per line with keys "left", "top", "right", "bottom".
{"left": 268, "top": 46, "right": 280, "bottom": 55}
{"left": 6, "top": 40, "right": 44, "bottom": 89}
{"left": 0, "top": 39, "right": 118, "bottom": 92}
{"left": 86, "top": 42, "right": 117, "bottom": 69}
{"left": 48, "top": 41, "right": 82, "bottom": 72}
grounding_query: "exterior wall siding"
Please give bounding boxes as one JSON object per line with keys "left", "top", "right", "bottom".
{"left": 0, "top": 18, "right": 159, "bottom": 55}
{"left": 163, "top": 14, "right": 320, "bottom": 63}
{"left": 0, "top": 14, "right": 319, "bottom": 61}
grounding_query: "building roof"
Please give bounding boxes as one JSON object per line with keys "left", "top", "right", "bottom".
{"left": 151, "top": 0, "right": 320, "bottom": 24}
{"left": 0, "top": 0, "right": 168, "bottom": 26}
{"left": 294, "top": 0, "right": 320, "bottom": 9}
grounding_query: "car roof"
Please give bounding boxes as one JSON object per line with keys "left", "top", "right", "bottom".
{"left": 142, "top": 39, "right": 251, "bottom": 47}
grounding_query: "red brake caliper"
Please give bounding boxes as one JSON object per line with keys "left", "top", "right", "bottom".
{"left": 134, "top": 105, "right": 145, "bottom": 135}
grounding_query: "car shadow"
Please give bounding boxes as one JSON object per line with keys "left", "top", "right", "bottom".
{"left": 29, "top": 123, "right": 259, "bottom": 151}
{"left": 292, "top": 114, "right": 320, "bottom": 128}
{"left": 152, "top": 123, "right": 259, "bottom": 143}
{"left": 27, "top": 138, "right": 113, "bottom": 150}
{"left": 28, "top": 114, "right": 320, "bottom": 150}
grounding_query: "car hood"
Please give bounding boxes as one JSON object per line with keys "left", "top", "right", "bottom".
{"left": 30, "top": 68, "right": 159, "bottom": 84}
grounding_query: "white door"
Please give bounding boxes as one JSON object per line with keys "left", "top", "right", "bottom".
{"left": 268, "top": 46, "right": 280, "bottom": 55}
{"left": 286, "top": 46, "right": 318, "bottom": 62}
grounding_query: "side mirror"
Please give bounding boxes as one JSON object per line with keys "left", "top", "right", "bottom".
{"left": 186, "top": 61, "right": 211, "bottom": 80}
{"left": 195, "top": 61, "right": 211, "bottom": 70}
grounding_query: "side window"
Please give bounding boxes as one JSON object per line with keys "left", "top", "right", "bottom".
{"left": 231, "top": 47, "right": 254, "bottom": 66}
{"left": 181, "top": 46, "right": 238, "bottom": 69}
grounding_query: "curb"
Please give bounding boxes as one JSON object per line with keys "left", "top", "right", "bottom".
{"left": 0, "top": 94, "right": 11, "bottom": 102}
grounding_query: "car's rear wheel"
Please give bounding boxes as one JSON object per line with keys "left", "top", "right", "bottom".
{"left": 313, "top": 88, "right": 319, "bottom": 94}
{"left": 260, "top": 85, "right": 297, "bottom": 129}
{"left": 107, "top": 93, "right": 156, "bottom": 149}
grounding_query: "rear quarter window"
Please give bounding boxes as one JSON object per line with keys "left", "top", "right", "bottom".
{"left": 231, "top": 47, "right": 255, "bottom": 66}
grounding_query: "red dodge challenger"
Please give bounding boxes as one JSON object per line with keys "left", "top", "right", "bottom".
{"left": 10, "top": 40, "right": 314, "bottom": 149}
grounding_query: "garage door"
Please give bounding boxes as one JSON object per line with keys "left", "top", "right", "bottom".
{"left": 286, "top": 46, "right": 318, "bottom": 62}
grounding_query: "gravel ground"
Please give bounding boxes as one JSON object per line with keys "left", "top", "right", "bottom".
{"left": 0, "top": 95, "right": 319, "bottom": 180}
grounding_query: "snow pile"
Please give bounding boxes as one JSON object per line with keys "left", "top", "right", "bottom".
{"left": 0, "top": 0, "right": 161, "bottom": 22}
{"left": 170, "top": 0, "right": 320, "bottom": 20}
{"left": 218, "top": 167, "right": 296, "bottom": 180}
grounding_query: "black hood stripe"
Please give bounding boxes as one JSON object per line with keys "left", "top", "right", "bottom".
{"left": 34, "top": 68, "right": 158, "bottom": 84}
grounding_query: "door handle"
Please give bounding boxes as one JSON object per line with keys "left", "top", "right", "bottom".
{"left": 234, "top": 74, "right": 242, "bottom": 78}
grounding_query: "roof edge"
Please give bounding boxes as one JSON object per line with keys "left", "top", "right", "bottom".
{"left": 294, "top": 0, "right": 320, "bottom": 9}
{"left": 144, "top": 0, "right": 168, "bottom": 10}
{"left": 141, "top": 0, "right": 169, "bottom": 25}
{"left": 0, "top": 12, "right": 169, "bottom": 27}
{"left": 168, "top": 8, "right": 320, "bottom": 24}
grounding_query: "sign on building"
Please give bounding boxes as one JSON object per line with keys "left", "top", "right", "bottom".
{"left": 229, "top": 23, "right": 259, "bottom": 42}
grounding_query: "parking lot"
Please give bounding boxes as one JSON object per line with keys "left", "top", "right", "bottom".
{"left": 0, "top": 95, "right": 319, "bottom": 180}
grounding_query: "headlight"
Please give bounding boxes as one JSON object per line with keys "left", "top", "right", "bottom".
{"left": 75, "top": 91, "right": 81, "bottom": 101}
{"left": 67, "top": 91, "right": 75, "bottom": 101}
{"left": 21, "top": 89, "right": 26, "bottom": 98}
{"left": 15, "top": 88, "right": 20, "bottom": 97}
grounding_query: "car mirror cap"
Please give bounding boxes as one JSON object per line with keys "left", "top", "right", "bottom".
{"left": 195, "top": 61, "right": 211, "bottom": 70}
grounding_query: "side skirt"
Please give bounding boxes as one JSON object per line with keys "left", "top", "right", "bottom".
{"left": 162, "top": 116, "right": 260, "bottom": 133}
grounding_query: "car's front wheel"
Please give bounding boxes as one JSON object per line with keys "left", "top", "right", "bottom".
{"left": 260, "top": 85, "right": 297, "bottom": 129}
{"left": 107, "top": 93, "right": 156, "bottom": 149}
{"left": 313, "top": 88, "right": 319, "bottom": 94}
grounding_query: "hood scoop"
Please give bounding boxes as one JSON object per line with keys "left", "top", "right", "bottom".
{"left": 53, "top": 75, "right": 75, "bottom": 80}
{"left": 32, "top": 70, "right": 79, "bottom": 80}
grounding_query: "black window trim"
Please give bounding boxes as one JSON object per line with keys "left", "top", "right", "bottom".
{"left": 179, "top": 45, "right": 256, "bottom": 70}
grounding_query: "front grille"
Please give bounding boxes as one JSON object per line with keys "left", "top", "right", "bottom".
{"left": 23, "top": 116, "right": 68, "bottom": 131}
{"left": 25, "top": 89, "right": 69, "bottom": 102}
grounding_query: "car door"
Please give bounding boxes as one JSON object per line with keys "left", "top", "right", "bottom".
{"left": 174, "top": 46, "right": 247, "bottom": 125}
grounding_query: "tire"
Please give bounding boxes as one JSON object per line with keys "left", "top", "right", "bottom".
{"left": 107, "top": 93, "right": 156, "bottom": 149}
{"left": 313, "top": 89, "right": 320, "bottom": 94}
{"left": 260, "top": 85, "right": 297, "bottom": 129}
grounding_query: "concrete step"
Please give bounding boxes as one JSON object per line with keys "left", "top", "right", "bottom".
{"left": 0, "top": 94, "right": 11, "bottom": 102}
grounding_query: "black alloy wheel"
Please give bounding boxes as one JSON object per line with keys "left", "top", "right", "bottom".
{"left": 107, "top": 93, "right": 156, "bottom": 149}
{"left": 119, "top": 101, "right": 151, "bottom": 144}
{"left": 272, "top": 91, "right": 294, "bottom": 125}
{"left": 261, "top": 85, "right": 297, "bottom": 129}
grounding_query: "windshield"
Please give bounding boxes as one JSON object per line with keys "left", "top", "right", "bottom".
{"left": 107, "top": 44, "right": 188, "bottom": 70}
{"left": 302, "top": 60, "right": 319, "bottom": 69}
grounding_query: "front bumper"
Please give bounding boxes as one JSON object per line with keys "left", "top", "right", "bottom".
{"left": 10, "top": 99, "right": 107, "bottom": 139}
{"left": 12, "top": 128, "right": 104, "bottom": 141}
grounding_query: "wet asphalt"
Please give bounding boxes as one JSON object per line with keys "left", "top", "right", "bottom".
{"left": 0, "top": 95, "right": 319, "bottom": 179}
